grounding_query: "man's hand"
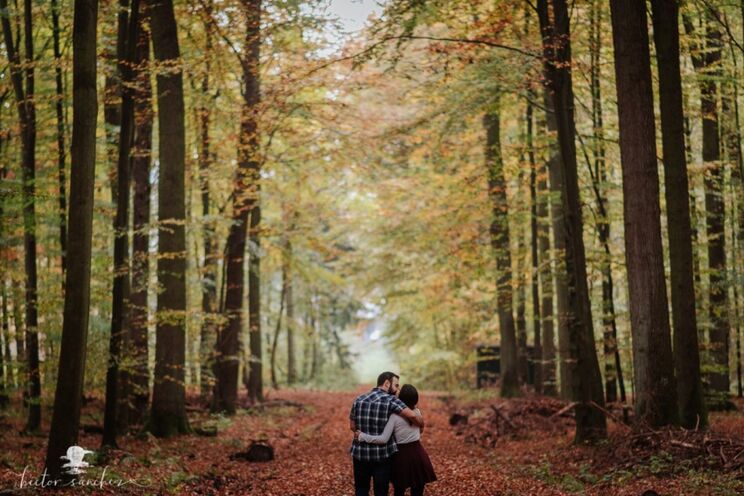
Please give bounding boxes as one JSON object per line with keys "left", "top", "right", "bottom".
{"left": 399, "top": 407, "right": 424, "bottom": 429}
{"left": 354, "top": 430, "right": 361, "bottom": 441}
{"left": 350, "top": 419, "right": 356, "bottom": 433}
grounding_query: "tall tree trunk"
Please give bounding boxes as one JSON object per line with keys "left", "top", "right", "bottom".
{"left": 683, "top": 8, "right": 730, "bottom": 399}
{"left": 215, "top": 0, "right": 261, "bottom": 413}
{"left": 52, "top": 0, "right": 67, "bottom": 280}
{"left": 128, "top": 3, "right": 152, "bottom": 426}
{"left": 484, "top": 108, "right": 520, "bottom": 398}
{"left": 536, "top": 0, "right": 607, "bottom": 442}
{"left": 527, "top": 97, "right": 542, "bottom": 392}
{"left": 1, "top": 0, "right": 41, "bottom": 432}
{"left": 729, "top": 47, "right": 744, "bottom": 401}
{"left": 650, "top": 0, "right": 707, "bottom": 428}
{"left": 245, "top": 0, "right": 264, "bottom": 406}
{"left": 723, "top": 41, "right": 743, "bottom": 403}
{"left": 148, "top": 0, "right": 190, "bottom": 437}
{"left": 198, "top": 0, "right": 217, "bottom": 401}
{"left": 104, "top": 0, "right": 140, "bottom": 446}
{"left": 516, "top": 230, "right": 528, "bottom": 385}
{"left": 609, "top": 0, "right": 679, "bottom": 427}
{"left": 21, "top": 0, "right": 40, "bottom": 433}
{"left": 542, "top": 91, "right": 569, "bottom": 399}
{"left": 588, "top": 0, "right": 623, "bottom": 405}
{"left": 536, "top": 141, "right": 556, "bottom": 396}
{"left": 45, "top": 0, "right": 98, "bottom": 478}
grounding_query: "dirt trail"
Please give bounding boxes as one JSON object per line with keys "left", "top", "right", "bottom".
{"left": 4, "top": 389, "right": 738, "bottom": 494}
{"left": 193, "top": 388, "right": 561, "bottom": 495}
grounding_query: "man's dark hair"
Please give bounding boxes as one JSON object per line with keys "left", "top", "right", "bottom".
{"left": 377, "top": 371, "right": 399, "bottom": 387}
{"left": 398, "top": 384, "right": 418, "bottom": 409}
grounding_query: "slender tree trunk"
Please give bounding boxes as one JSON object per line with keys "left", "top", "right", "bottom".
{"left": 148, "top": 0, "right": 190, "bottom": 437}
{"left": 285, "top": 238, "right": 297, "bottom": 385}
{"left": 247, "top": 197, "right": 264, "bottom": 403}
{"left": 516, "top": 239, "right": 528, "bottom": 384}
{"left": 541, "top": 89, "right": 572, "bottom": 400}
{"left": 587, "top": 0, "right": 623, "bottom": 405}
{"left": 103, "top": 0, "right": 140, "bottom": 446}
{"left": 731, "top": 78, "right": 744, "bottom": 403}
{"left": 244, "top": 0, "right": 264, "bottom": 406}
{"left": 199, "top": 0, "right": 217, "bottom": 401}
{"left": 302, "top": 308, "right": 312, "bottom": 381}
{"left": 526, "top": 97, "right": 541, "bottom": 392}
{"left": 483, "top": 109, "right": 520, "bottom": 398}
{"left": 537, "top": 0, "right": 606, "bottom": 442}
{"left": 21, "top": 0, "right": 40, "bottom": 433}
{"left": 45, "top": 0, "right": 98, "bottom": 478}
{"left": 683, "top": 9, "right": 730, "bottom": 399}
{"left": 683, "top": 110, "right": 703, "bottom": 293}
{"left": 215, "top": 0, "right": 261, "bottom": 412}
{"left": 536, "top": 140, "right": 556, "bottom": 396}
{"left": 650, "top": 0, "right": 707, "bottom": 428}
{"left": 128, "top": 3, "right": 152, "bottom": 425}
{"left": 270, "top": 274, "right": 286, "bottom": 390}
{"left": 309, "top": 294, "right": 319, "bottom": 380}
{"left": 609, "top": 0, "right": 679, "bottom": 427}
{"left": 52, "top": 0, "right": 67, "bottom": 280}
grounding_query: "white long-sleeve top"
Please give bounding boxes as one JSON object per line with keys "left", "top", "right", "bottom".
{"left": 358, "top": 408, "right": 422, "bottom": 445}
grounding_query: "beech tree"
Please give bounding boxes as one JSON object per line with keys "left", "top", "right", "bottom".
{"left": 683, "top": 6, "right": 730, "bottom": 401}
{"left": 104, "top": 0, "right": 141, "bottom": 447}
{"left": 149, "top": 0, "right": 190, "bottom": 436}
{"left": 214, "top": 0, "right": 262, "bottom": 413}
{"left": 609, "top": 0, "right": 678, "bottom": 427}
{"left": 45, "top": 0, "right": 98, "bottom": 478}
{"left": 484, "top": 107, "right": 520, "bottom": 398}
{"left": 537, "top": 0, "right": 607, "bottom": 442}
{"left": 650, "top": 0, "right": 707, "bottom": 428}
{"left": 128, "top": 1, "right": 153, "bottom": 426}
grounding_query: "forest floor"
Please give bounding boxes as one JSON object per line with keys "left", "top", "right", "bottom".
{"left": 0, "top": 388, "right": 742, "bottom": 495}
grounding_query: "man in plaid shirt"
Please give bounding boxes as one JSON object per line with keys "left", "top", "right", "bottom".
{"left": 349, "top": 371, "right": 425, "bottom": 496}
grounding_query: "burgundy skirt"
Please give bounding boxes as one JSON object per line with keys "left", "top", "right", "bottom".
{"left": 392, "top": 441, "right": 437, "bottom": 489}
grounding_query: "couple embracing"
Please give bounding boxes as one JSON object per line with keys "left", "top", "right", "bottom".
{"left": 349, "top": 371, "right": 437, "bottom": 496}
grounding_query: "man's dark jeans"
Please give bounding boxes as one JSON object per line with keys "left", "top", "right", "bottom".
{"left": 353, "top": 457, "right": 392, "bottom": 496}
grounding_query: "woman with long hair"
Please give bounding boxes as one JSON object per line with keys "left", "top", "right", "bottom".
{"left": 355, "top": 384, "right": 437, "bottom": 496}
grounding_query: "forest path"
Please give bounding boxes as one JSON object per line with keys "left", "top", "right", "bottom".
{"left": 190, "top": 388, "right": 563, "bottom": 495}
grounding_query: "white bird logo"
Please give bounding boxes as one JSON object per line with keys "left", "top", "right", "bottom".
{"left": 60, "top": 445, "right": 94, "bottom": 475}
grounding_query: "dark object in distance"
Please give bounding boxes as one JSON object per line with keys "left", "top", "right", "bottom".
{"left": 449, "top": 413, "right": 468, "bottom": 426}
{"left": 230, "top": 441, "right": 274, "bottom": 462}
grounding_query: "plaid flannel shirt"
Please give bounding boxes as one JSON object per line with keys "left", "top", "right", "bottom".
{"left": 349, "top": 387, "right": 408, "bottom": 461}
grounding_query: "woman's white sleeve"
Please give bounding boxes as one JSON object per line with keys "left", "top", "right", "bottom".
{"left": 358, "top": 416, "right": 396, "bottom": 445}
